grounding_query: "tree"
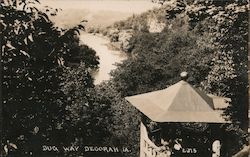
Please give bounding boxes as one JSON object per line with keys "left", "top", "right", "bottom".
{"left": 101, "top": 1, "right": 248, "bottom": 156}
{"left": 158, "top": 0, "right": 249, "bottom": 129}
{"left": 2, "top": 2, "right": 63, "bottom": 155}
{"left": 95, "top": 81, "right": 141, "bottom": 157}
{"left": 59, "top": 63, "right": 112, "bottom": 146}
{"left": 111, "top": 28, "right": 214, "bottom": 97}
{"left": 1, "top": 0, "right": 100, "bottom": 155}
{"left": 103, "top": 18, "right": 215, "bottom": 157}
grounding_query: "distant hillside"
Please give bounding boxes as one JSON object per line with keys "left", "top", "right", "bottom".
{"left": 40, "top": 0, "right": 161, "bottom": 30}
{"left": 97, "top": 5, "right": 171, "bottom": 52}
{"left": 49, "top": 9, "right": 133, "bottom": 29}
{"left": 109, "top": 6, "right": 168, "bottom": 32}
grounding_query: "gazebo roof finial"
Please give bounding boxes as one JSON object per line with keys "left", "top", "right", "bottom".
{"left": 180, "top": 71, "right": 188, "bottom": 81}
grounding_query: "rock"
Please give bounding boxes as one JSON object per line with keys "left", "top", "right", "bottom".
{"left": 118, "top": 30, "right": 133, "bottom": 52}
{"left": 147, "top": 18, "right": 165, "bottom": 33}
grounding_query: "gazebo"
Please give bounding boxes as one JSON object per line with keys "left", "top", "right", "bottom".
{"left": 125, "top": 72, "right": 230, "bottom": 157}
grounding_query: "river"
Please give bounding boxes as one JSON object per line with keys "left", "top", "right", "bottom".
{"left": 80, "top": 33, "right": 127, "bottom": 84}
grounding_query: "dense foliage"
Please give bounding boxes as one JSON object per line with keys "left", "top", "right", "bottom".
{"left": 111, "top": 29, "right": 213, "bottom": 96}
{"left": 1, "top": 0, "right": 248, "bottom": 156}
{"left": 95, "top": 81, "right": 141, "bottom": 157}
{"left": 155, "top": 0, "right": 248, "bottom": 129}
{"left": 2, "top": 2, "right": 67, "bottom": 154}
{"left": 1, "top": 0, "right": 110, "bottom": 156}
{"left": 60, "top": 63, "right": 112, "bottom": 145}
{"left": 96, "top": 0, "right": 248, "bottom": 156}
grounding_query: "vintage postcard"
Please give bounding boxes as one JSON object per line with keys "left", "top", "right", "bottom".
{"left": 1, "top": 0, "right": 249, "bottom": 156}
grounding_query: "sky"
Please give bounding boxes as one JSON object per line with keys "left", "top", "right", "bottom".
{"left": 38, "top": 0, "right": 161, "bottom": 28}
{"left": 40, "top": 0, "right": 160, "bottom": 13}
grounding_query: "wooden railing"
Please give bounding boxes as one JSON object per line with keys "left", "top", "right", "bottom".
{"left": 140, "top": 123, "right": 170, "bottom": 157}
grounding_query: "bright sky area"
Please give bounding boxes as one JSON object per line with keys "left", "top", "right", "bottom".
{"left": 40, "top": 0, "right": 160, "bottom": 13}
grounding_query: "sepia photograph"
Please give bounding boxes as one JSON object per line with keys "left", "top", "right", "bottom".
{"left": 0, "top": 0, "right": 249, "bottom": 156}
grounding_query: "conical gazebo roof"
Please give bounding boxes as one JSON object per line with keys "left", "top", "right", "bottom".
{"left": 125, "top": 80, "right": 229, "bottom": 123}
